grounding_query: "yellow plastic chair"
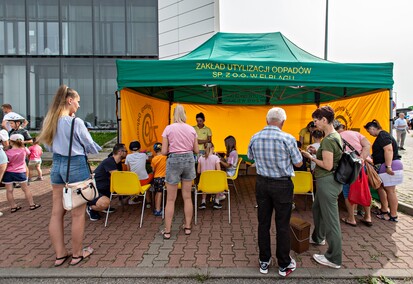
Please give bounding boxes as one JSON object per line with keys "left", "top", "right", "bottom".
{"left": 194, "top": 170, "right": 230, "bottom": 224}
{"left": 105, "top": 171, "right": 151, "bottom": 228}
{"left": 162, "top": 180, "right": 195, "bottom": 219}
{"left": 291, "top": 171, "right": 314, "bottom": 210}
{"left": 227, "top": 157, "right": 243, "bottom": 199}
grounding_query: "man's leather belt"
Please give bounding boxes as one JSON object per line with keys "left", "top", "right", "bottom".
{"left": 258, "top": 175, "right": 291, "bottom": 181}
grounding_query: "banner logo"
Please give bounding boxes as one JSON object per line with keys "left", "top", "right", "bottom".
{"left": 137, "top": 104, "right": 158, "bottom": 149}
{"left": 334, "top": 106, "right": 359, "bottom": 132}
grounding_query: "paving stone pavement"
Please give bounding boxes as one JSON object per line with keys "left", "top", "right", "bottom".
{"left": 1, "top": 135, "right": 413, "bottom": 279}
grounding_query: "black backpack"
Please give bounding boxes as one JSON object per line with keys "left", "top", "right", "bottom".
{"left": 333, "top": 138, "right": 362, "bottom": 185}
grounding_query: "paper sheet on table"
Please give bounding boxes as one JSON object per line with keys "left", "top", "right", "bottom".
{"left": 379, "top": 170, "right": 403, "bottom": 187}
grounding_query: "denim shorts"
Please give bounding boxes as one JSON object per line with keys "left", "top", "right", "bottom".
{"left": 2, "top": 172, "right": 27, "bottom": 184}
{"left": 165, "top": 152, "right": 196, "bottom": 185}
{"left": 50, "top": 154, "right": 90, "bottom": 185}
{"left": 342, "top": 183, "right": 350, "bottom": 199}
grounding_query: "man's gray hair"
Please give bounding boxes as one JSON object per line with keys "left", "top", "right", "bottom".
{"left": 266, "top": 107, "right": 287, "bottom": 123}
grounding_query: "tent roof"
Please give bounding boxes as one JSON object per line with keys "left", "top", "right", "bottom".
{"left": 117, "top": 32, "right": 393, "bottom": 105}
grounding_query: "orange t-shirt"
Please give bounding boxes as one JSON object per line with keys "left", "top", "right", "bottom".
{"left": 151, "top": 155, "right": 167, "bottom": 178}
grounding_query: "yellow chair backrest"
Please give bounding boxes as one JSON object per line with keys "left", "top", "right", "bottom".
{"left": 198, "top": 170, "right": 229, "bottom": 193}
{"left": 291, "top": 171, "right": 313, "bottom": 194}
{"left": 110, "top": 171, "right": 147, "bottom": 195}
{"left": 228, "top": 157, "right": 243, "bottom": 180}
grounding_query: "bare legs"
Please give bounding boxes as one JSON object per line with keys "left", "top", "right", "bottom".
{"left": 6, "top": 182, "right": 36, "bottom": 209}
{"left": 49, "top": 184, "right": 87, "bottom": 262}
{"left": 376, "top": 185, "right": 398, "bottom": 218}
{"left": 164, "top": 180, "right": 193, "bottom": 234}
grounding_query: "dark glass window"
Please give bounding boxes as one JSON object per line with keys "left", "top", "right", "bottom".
{"left": 28, "top": 0, "right": 59, "bottom": 55}
{"left": 62, "top": 58, "right": 94, "bottom": 122}
{"left": 0, "top": 0, "right": 26, "bottom": 55}
{"left": 28, "top": 58, "right": 60, "bottom": 128}
{"left": 61, "top": 0, "right": 93, "bottom": 55}
{"left": 94, "top": 0, "right": 125, "bottom": 55}
{"left": 126, "top": 0, "right": 158, "bottom": 55}
{"left": 0, "top": 58, "right": 27, "bottom": 118}
{"left": 95, "top": 58, "right": 117, "bottom": 128}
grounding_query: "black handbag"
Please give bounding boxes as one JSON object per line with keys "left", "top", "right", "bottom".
{"left": 333, "top": 138, "right": 362, "bottom": 185}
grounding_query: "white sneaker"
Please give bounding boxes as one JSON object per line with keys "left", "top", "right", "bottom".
{"left": 216, "top": 193, "right": 226, "bottom": 201}
{"left": 128, "top": 196, "right": 141, "bottom": 205}
{"left": 309, "top": 237, "right": 326, "bottom": 245}
{"left": 313, "top": 254, "right": 341, "bottom": 269}
{"left": 0, "top": 211, "right": 3, "bottom": 217}
{"left": 279, "top": 258, "right": 296, "bottom": 277}
{"left": 259, "top": 259, "right": 271, "bottom": 274}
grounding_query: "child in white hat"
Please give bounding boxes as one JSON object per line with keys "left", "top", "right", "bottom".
{"left": 4, "top": 134, "right": 41, "bottom": 213}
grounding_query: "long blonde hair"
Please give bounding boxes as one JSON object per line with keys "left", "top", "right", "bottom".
{"left": 204, "top": 142, "right": 214, "bottom": 159}
{"left": 173, "top": 104, "right": 186, "bottom": 123}
{"left": 37, "top": 85, "right": 78, "bottom": 145}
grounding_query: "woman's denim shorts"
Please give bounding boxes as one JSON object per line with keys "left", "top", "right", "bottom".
{"left": 165, "top": 152, "right": 196, "bottom": 185}
{"left": 3, "top": 172, "right": 27, "bottom": 184}
{"left": 50, "top": 154, "right": 90, "bottom": 185}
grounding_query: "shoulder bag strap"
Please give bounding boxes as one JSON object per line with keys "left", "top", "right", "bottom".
{"left": 341, "top": 138, "right": 361, "bottom": 157}
{"left": 65, "top": 117, "right": 77, "bottom": 185}
{"left": 333, "top": 138, "right": 344, "bottom": 152}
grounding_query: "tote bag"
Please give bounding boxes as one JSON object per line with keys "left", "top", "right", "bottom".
{"left": 365, "top": 162, "right": 382, "bottom": 189}
{"left": 348, "top": 168, "right": 372, "bottom": 207}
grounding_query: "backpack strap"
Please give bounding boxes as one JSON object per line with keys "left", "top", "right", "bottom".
{"left": 342, "top": 138, "right": 361, "bottom": 157}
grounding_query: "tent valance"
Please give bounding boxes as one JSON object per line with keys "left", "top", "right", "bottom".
{"left": 116, "top": 32, "right": 393, "bottom": 105}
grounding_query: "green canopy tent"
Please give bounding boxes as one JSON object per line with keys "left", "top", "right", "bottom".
{"left": 116, "top": 32, "right": 393, "bottom": 106}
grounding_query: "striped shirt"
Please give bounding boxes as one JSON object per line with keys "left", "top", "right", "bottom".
{"left": 248, "top": 125, "right": 302, "bottom": 178}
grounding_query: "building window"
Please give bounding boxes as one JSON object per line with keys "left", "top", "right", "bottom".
{"left": 61, "top": 0, "right": 93, "bottom": 55}
{"left": 28, "top": 58, "right": 60, "bottom": 128}
{"left": 127, "top": 0, "right": 158, "bottom": 55}
{"left": 0, "top": 0, "right": 26, "bottom": 55}
{"left": 28, "top": 0, "right": 59, "bottom": 55}
{"left": 94, "top": 0, "right": 125, "bottom": 55}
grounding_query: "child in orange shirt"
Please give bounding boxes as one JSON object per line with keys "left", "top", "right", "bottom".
{"left": 151, "top": 142, "right": 167, "bottom": 216}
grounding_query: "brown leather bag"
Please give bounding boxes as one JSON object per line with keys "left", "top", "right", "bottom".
{"left": 365, "top": 162, "right": 382, "bottom": 189}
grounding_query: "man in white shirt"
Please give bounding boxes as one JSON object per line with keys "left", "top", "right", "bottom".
{"left": 394, "top": 112, "right": 410, "bottom": 150}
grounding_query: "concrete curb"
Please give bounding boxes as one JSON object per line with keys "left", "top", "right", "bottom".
{"left": 0, "top": 268, "right": 413, "bottom": 279}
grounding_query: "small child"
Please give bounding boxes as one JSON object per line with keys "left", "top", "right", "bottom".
{"left": 307, "top": 130, "right": 324, "bottom": 172}
{"left": 198, "top": 142, "right": 222, "bottom": 209}
{"left": 151, "top": 142, "right": 167, "bottom": 216}
{"left": 125, "top": 141, "right": 153, "bottom": 206}
{"left": 4, "top": 134, "right": 41, "bottom": 213}
{"left": 28, "top": 137, "right": 43, "bottom": 181}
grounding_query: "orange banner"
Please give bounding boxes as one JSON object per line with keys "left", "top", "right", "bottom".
{"left": 120, "top": 89, "right": 170, "bottom": 154}
{"left": 121, "top": 89, "right": 390, "bottom": 154}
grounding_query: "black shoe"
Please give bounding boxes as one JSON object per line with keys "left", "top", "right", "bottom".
{"left": 86, "top": 206, "right": 101, "bottom": 221}
{"left": 199, "top": 202, "right": 206, "bottom": 210}
{"left": 399, "top": 147, "right": 406, "bottom": 150}
{"left": 213, "top": 202, "right": 222, "bottom": 209}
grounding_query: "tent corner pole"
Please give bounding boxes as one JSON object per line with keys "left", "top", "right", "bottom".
{"left": 115, "top": 90, "right": 121, "bottom": 144}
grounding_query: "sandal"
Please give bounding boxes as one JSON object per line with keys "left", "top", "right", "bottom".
{"left": 54, "top": 254, "right": 71, "bottom": 267}
{"left": 388, "top": 215, "right": 398, "bottom": 222}
{"left": 11, "top": 206, "right": 22, "bottom": 213}
{"left": 376, "top": 211, "right": 390, "bottom": 220}
{"left": 70, "top": 247, "right": 94, "bottom": 265}
{"left": 341, "top": 217, "right": 357, "bottom": 227}
{"left": 360, "top": 219, "right": 373, "bottom": 227}
{"left": 29, "top": 204, "right": 41, "bottom": 210}
{"left": 161, "top": 230, "right": 171, "bottom": 240}
{"left": 182, "top": 225, "right": 192, "bottom": 235}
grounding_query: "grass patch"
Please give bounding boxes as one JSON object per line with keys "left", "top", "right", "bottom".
{"left": 90, "top": 131, "right": 117, "bottom": 146}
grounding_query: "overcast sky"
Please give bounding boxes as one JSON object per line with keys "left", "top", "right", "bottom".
{"left": 219, "top": 0, "right": 413, "bottom": 108}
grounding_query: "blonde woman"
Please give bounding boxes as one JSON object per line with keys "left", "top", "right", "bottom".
{"left": 37, "top": 85, "right": 101, "bottom": 266}
{"left": 161, "top": 104, "right": 199, "bottom": 239}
